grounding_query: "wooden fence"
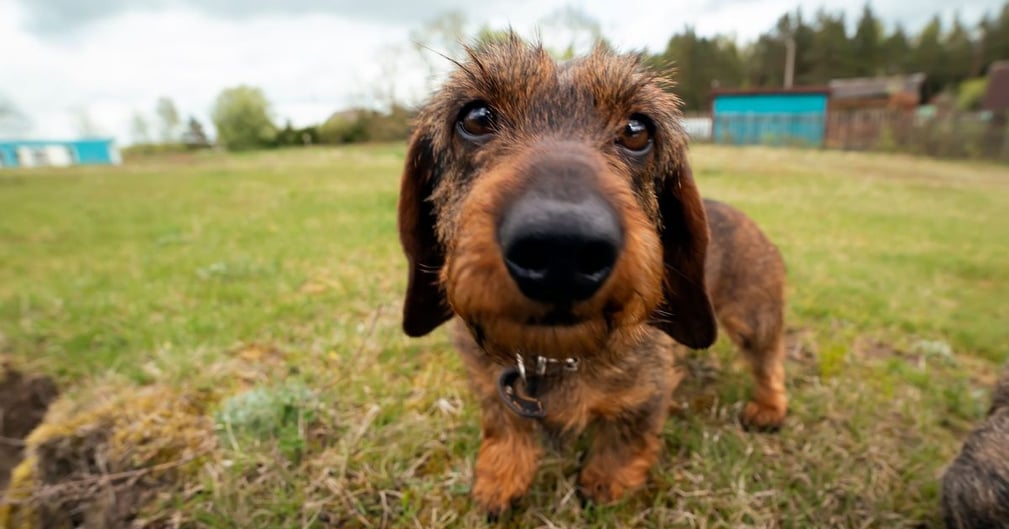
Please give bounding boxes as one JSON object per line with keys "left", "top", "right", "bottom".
{"left": 693, "top": 109, "right": 1009, "bottom": 162}
{"left": 827, "top": 109, "right": 1009, "bottom": 161}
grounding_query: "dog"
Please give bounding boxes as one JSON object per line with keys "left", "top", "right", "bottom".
{"left": 941, "top": 365, "right": 1009, "bottom": 529}
{"left": 397, "top": 36, "right": 788, "bottom": 518}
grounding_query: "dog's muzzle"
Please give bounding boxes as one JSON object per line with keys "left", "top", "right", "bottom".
{"left": 497, "top": 154, "right": 623, "bottom": 307}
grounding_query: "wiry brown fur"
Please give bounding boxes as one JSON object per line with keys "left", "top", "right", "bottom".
{"left": 397, "top": 35, "right": 788, "bottom": 518}
{"left": 941, "top": 365, "right": 1009, "bottom": 529}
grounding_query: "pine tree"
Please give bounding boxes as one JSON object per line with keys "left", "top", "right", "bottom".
{"left": 883, "top": 25, "right": 912, "bottom": 75}
{"left": 852, "top": 4, "right": 883, "bottom": 76}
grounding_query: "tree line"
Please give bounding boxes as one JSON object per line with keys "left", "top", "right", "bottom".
{"left": 124, "top": 1, "right": 1009, "bottom": 153}
{"left": 655, "top": 2, "right": 1009, "bottom": 111}
{"left": 125, "top": 89, "right": 412, "bottom": 154}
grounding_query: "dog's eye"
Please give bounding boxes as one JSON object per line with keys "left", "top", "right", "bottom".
{"left": 457, "top": 103, "right": 495, "bottom": 141}
{"left": 616, "top": 115, "right": 653, "bottom": 153}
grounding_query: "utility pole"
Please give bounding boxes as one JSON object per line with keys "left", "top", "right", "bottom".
{"left": 784, "top": 36, "right": 796, "bottom": 88}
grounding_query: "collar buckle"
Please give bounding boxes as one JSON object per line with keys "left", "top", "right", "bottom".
{"left": 496, "top": 353, "right": 579, "bottom": 419}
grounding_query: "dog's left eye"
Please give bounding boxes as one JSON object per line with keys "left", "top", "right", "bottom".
{"left": 457, "top": 103, "right": 496, "bottom": 141}
{"left": 616, "top": 115, "right": 653, "bottom": 153}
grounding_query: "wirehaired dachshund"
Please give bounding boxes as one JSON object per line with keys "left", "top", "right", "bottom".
{"left": 397, "top": 35, "right": 788, "bottom": 518}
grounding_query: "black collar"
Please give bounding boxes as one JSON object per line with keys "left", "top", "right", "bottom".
{"left": 496, "top": 353, "right": 579, "bottom": 419}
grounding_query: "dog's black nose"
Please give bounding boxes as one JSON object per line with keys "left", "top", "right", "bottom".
{"left": 498, "top": 193, "right": 622, "bottom": 305}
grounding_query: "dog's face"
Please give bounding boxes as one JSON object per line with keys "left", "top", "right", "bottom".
{"left": 398, "top": 37, "right": 715, "bottom": 359}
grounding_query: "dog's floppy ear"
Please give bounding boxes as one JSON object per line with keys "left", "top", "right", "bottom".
{"left": 652, "top": 158, "right": 717, "bottom": 349}
{"left": 398, "top": 131, "right": 453, "bottom": 337}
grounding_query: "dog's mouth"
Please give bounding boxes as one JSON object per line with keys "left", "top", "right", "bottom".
{"left": 526, "top": 308, "right": 584, "bottom": 327}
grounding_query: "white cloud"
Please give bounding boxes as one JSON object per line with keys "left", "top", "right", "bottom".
{"left": 0, "top": 0, "right": 1004, "bottom": 144}
{"left": 0, "top": 1, "right": 418, "bottom": 142}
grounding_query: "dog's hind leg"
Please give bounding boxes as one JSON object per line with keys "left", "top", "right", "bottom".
{"left": 703, "top": 199, "right": 788, "bottom": 431}
{"left": 718, "top": 308, "right": 788, "bottom": 432}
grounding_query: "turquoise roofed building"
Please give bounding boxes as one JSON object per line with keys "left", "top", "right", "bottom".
{"left": 0, "top": 139, "right": 121, "bottom": 169}
{"left": 710, "top": 87, "right": 831, "bottom": 147}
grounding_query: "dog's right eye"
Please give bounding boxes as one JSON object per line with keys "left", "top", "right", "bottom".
{"left": 457, "top": 103, "right": 495, "bottom": 142}
{"left": 616, "top": 114, "right": 653, "bottom": 153}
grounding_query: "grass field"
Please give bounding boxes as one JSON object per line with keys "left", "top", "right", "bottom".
{"left": 1, "top": 144, "right": 1007, "bottom": 528}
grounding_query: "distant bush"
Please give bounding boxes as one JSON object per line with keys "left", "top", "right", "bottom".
{"left": 318, "top": 112, "right": 368, "bottom": 144}
{"left": 875, "top": 122, "right": 899, "bottom": 153}
{"left": 275, "top": 121, "right": 320, "bottom": 147}
{"left": 956, "top": 78, "right": 988, "bottom": 112}
{"left": 363, "top": 105, "right": 414, "bottom": 142}
{"left": 121, "top": 142, "right": 199, "bottom": 160}
{"left": 318, "top": 105, "right": 414, "bottom": 145}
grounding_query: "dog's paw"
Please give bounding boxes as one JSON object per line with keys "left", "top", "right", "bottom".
{"left": 485, "top": 509, "right": 504, "bottom": 524}
{"left": 577, "top": 479, "right": 620, "bottom": 506}
{"left": 740, "top": 399, "right": 786, "bottom": 432}
{"left": 577, "top": 468, "right": 636, "bottom": 506}
{"left": 473, "top": 480, "right": 522, "bottom": 522}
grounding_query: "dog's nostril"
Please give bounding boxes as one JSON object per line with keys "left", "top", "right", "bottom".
{"left": 506, "top": 239, "right": 550, "bottom": 277}
{"left": 498, "top": 193, "right": 623, "bottom": 305}
{"left": 576, "top": 241, "right": 617, "bottom": 278}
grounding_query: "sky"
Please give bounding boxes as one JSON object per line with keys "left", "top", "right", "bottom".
{"left": 0, "top": 0, "right": 1003, "bottom": 144}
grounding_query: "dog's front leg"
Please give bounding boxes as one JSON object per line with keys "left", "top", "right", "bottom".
{"left": 577, "top": 396, "right": 666, "bottom": 505}
{"left": 472, "top": 394, "right": 542, "bottom": 520}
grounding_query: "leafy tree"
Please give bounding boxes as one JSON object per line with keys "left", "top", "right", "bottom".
{"left": 130, "top": 112, "right": 151, "bottom": 144}
{"left": 211, "top": 86, "right": 277, "bottom": 151}
{"left": 156, "top": 97, "right": 181, "bottom": 142}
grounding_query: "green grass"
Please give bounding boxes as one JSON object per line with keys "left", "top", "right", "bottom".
{"left": 1, "top": 144, "right": 1007, "bottom": 527}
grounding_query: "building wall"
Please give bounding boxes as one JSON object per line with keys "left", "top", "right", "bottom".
{"left": 712, "top": 93, "right": 829, "bottom": 146}
{"left": 0, "top": 145, "right": 16, "bottom": 168}
{"left": 72, "top": 140, "right": 117, "bottom": 165}
{"left": 681, "top": 116, "right": 713, "bottom": 140}
{"left": 0, "top": 140, "right": 119, "bottom": 168}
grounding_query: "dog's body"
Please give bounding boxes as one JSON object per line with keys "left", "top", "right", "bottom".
{"left": 397, "top": 37, "right": 787, "bottom": 517}
{"left": 941, "top": 366, "right": 1009, "bottom": 529}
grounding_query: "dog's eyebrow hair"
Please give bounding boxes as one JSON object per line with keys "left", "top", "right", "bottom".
{"left": 461, "top": 45, "right": 491, "bottom": 82}
{"left": 414, "top": 41, "right": 480, "bottom": 83}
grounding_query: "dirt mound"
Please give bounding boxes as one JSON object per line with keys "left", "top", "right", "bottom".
{"left": 1, "top": 383, "right": 216, "bottom": 529}
{"left": 0, "top": 366, "right": 58, "bottom": 492}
